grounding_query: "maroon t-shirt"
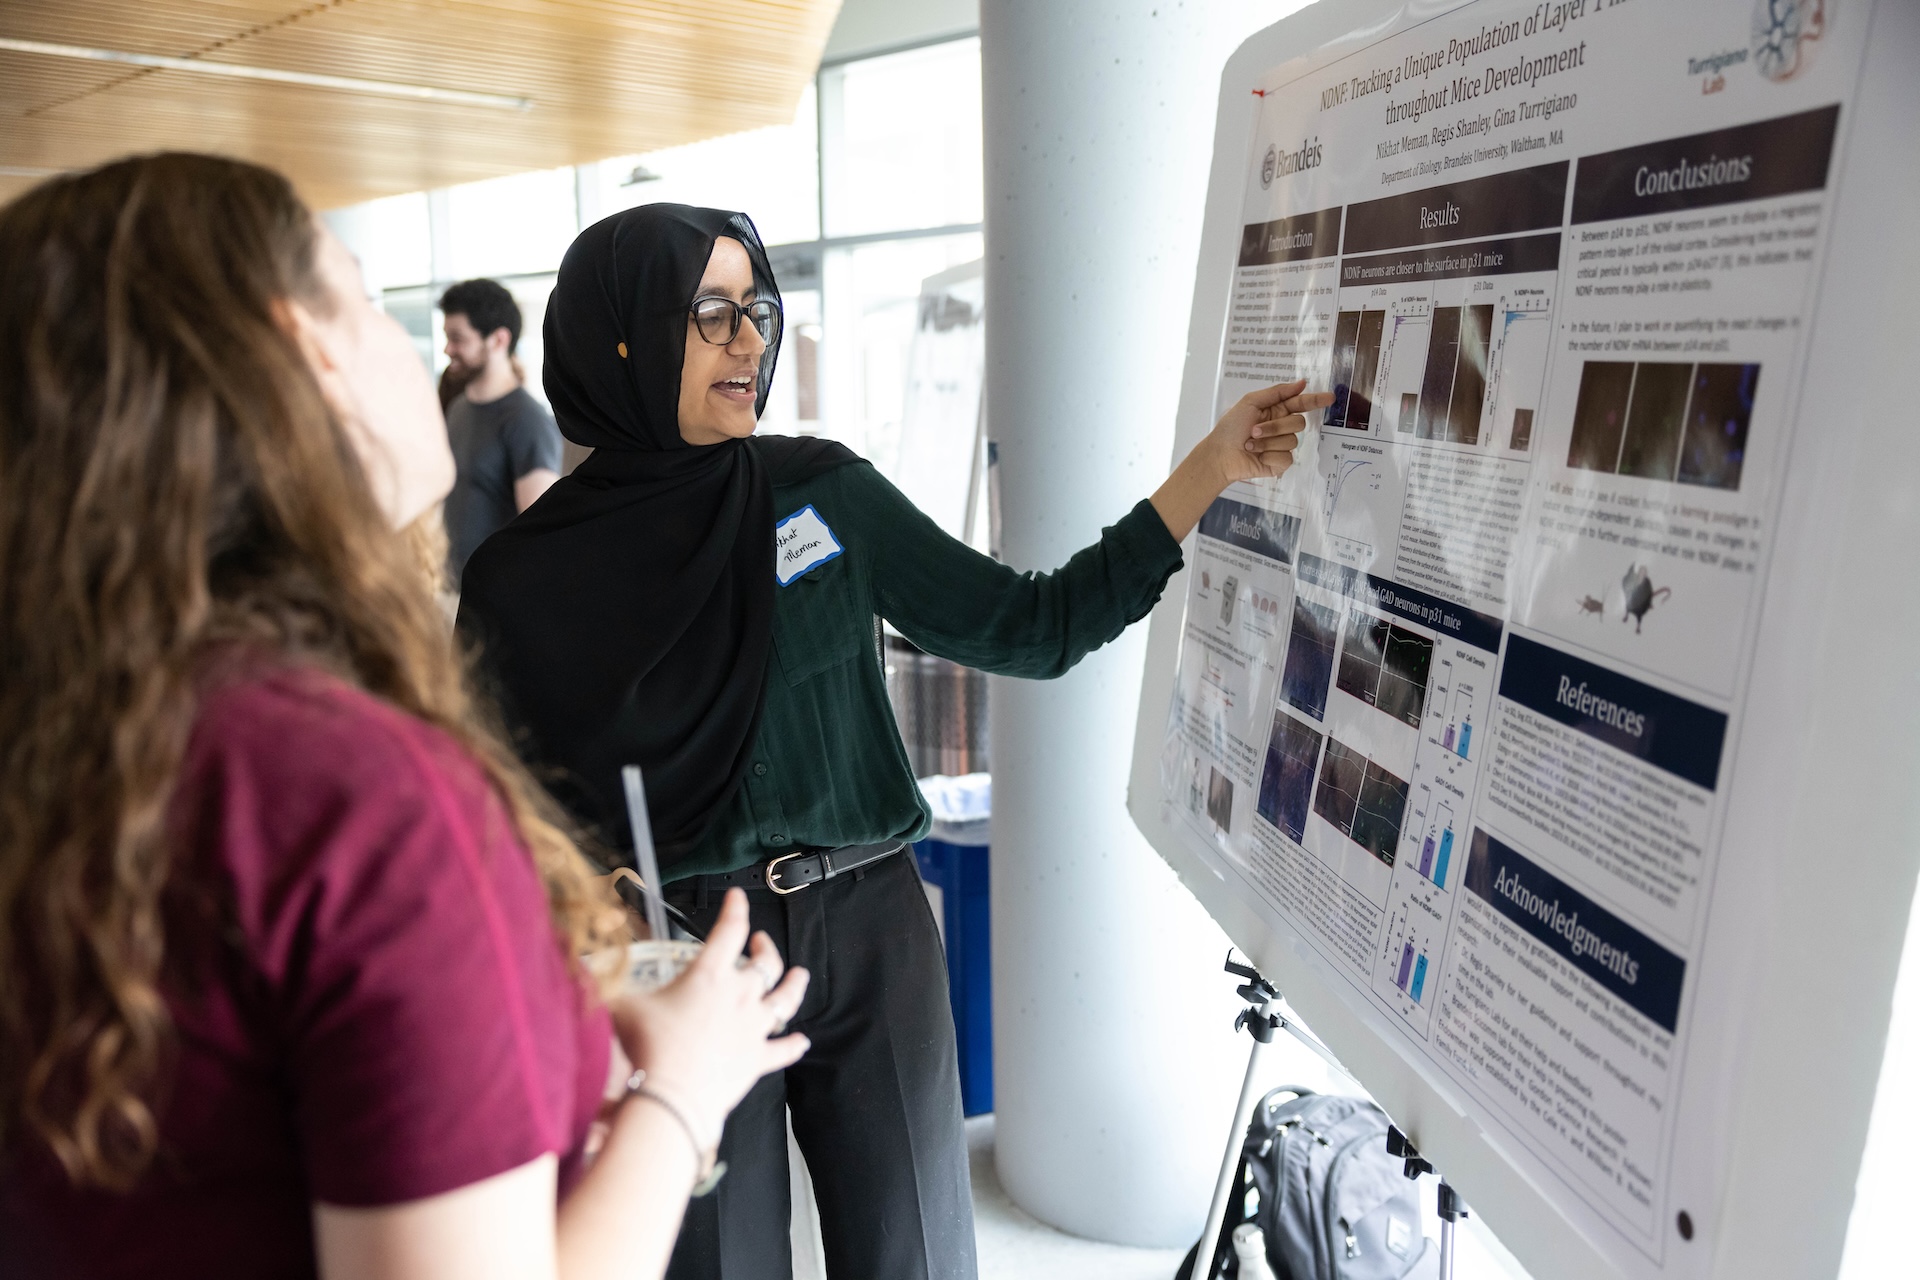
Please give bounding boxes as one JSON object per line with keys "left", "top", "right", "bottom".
{"left": 0, "top": 665, "right": 612, "bottom": 1279}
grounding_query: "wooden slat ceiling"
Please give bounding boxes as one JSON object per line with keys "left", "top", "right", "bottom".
{"left": 0, "top": 0, "right": 841, "bottom": 209}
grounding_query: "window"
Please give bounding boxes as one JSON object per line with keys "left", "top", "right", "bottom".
{"left": 820, "top": 232, "right": 982, "bottom": 476}
{"left": 446, "top": 167, "right": 577, "bottom": 282}
{"left": 821, "top": 38, "right": 982, "bottom": 237}
{"left": 583, "top": 85, "right": 820, "bottom": 246}
{"left": 323, "top": 34, "right": 985, "bottom": 503}
{"left": 324, "top": 191, "right": 430, "bottom": 295}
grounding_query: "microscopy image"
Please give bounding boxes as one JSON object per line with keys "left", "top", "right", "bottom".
{"left": 1207, "top": 767, "right": 1234, "bottom": 830}
{"left": 1336, "top": 610, "right": 1392, "bottom": 709}
{"left": 1312, "top": 738, "right": 1366, "bottom": 838}
{"left": 1281, "top": 598, "right": 1340, "bottom": 721}
{"left": 1335, "top": 608, "right": 1432, "bottom": 728}
{"left": 1447, "top": 304, "right": 1492, "bottom": 445}
{"left": 1351, "top": 762, "right": 1411, "bottom": 867}
{"left": 1677, "top": 362, "right": 1760, "bottom": 490}
{"left": 1618, "top": 361, "right": 1691, "bottom": 481}
{"left": 1376, "top": 627, "right": 1435, "bottom": 728}
{"left": 1509, "top": 407, "right": 1534, "bottom": 452}
{"left": 1325, "top": 310, "right": 1362, "bottom": 429}
{"left": 1417, "top": 306, "right": 1462, "bottom": 440}
{"left": 1256, "top": 710, "right": 1324, "bottom": 844}
{"left": 1310, "top": 737, "right": 1408, "bottom": 866}
{"left": 1348, "top": 309, "right": 1385, "bottom": 432}
{"left": 1568, "top": 361, "right": 1635, "bottom": 473}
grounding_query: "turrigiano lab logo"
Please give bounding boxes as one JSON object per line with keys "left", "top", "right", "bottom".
{"left": 1752, "top": 0, "right": 1826, "bottom": 82}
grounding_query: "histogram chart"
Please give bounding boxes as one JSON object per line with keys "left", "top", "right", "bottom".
{"left": 1378, "top": 301, "right": 1432, "bottom": 435}
{"left": 1484, "top": 291, "right": 1553, "bottom": 453}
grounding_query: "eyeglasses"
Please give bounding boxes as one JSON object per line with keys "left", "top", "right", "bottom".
{"left": 689, "top": 296, "right": 782, "bottom": 347}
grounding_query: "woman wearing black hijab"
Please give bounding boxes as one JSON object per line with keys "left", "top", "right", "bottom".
{"left": 458, "top": 204, "right": 1328, "bottom": 1280}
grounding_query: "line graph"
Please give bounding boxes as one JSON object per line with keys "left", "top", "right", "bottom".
{"left": 1323, "top": 457, "right": 1382, "bottom": 557}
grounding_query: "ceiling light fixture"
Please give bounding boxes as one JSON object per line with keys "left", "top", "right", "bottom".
{"left": 0, "top": 37, "right": 533, "bottom": 111}
{"left": 619, "top": 165, "right": 665, "bottom": 186}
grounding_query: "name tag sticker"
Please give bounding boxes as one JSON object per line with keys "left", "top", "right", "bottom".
{"left": 774, "top": 504, "right": 844, "bottom": 586}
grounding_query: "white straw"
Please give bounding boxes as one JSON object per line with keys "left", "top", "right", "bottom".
{"left": 620, "top": 766, "right": 670, "bottom": 942}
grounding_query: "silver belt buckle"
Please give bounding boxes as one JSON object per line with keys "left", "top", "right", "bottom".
{"left": 765, "top": 850, "right": 810, "bottom": 895}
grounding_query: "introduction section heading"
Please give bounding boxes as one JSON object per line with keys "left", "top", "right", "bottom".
{"left": 1238, "top": 206, "right": 1343, "bottom": 267}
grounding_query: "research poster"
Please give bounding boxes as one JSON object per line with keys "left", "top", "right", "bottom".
{"left": 1158, "top": 1, "right": 1868, "bottom": 1270}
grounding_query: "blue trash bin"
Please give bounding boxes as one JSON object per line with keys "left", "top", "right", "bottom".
{"left": 912, "top": 774, "right": 992, "bottom": 1117}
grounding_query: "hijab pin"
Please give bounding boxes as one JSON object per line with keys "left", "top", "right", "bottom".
{"left": 617, "top": 342, "right": 629, "bottom": 358}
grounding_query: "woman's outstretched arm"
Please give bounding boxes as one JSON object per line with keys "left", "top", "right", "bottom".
{"left": 866, "top": 378, "right": 1330, "bottom": 679}
{"left": 1147, "top": 378, "right": 1330, "bottom": 543}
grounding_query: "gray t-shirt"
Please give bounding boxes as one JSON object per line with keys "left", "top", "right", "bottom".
{"left": 444, "top": 387, "right": 563, "bottom": 583}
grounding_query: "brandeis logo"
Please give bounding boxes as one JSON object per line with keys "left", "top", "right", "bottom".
{"left": 1260, "top": 136, "right": 1323, "bottom": 188}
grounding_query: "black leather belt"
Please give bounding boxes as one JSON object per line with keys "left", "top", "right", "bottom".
{"left": 678, "top": 840, "right": 906, "bottom": 899}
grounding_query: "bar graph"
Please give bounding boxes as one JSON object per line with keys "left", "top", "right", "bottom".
{"left": 1417, "top": 801, "right": 1455, "bottom": 889}
{"left": 1394, "top": 939, "right": 1431, "bottom": 1004}
{"left": 1443, "top": 681, "right": 1475, "bottom": 761}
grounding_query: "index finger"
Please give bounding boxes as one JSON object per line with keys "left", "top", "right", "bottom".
{"left": 1243, "top": 378, "right": 1309, "bottom": 409}
{"left": 695, "top": 887, "right": 752, "bottom": 969}
{"left": 746, "top": 927, "right": 786, "bottom": 976}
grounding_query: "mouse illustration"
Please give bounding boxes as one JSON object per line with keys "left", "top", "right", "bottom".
{"left": 1575, "top": 593, "right": 1605, "bottom": 618}
{"left": 1620, "top": 564, "right": 1671, "bottom": 633}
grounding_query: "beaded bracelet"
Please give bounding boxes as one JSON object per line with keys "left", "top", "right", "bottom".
{"left": 624, "top": 1070, "right": 727, "bottom": 1197}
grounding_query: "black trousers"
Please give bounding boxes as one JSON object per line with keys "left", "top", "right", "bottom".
{"left": 663, "top": 851, "right": 978, "bottom": 1280}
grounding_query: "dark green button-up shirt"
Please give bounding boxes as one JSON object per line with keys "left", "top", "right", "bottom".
{"left": 669, "top": 460, "right": 1184, "bottom": 881}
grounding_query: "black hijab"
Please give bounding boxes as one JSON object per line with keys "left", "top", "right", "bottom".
{"left": 457, "top": 204, "right": 854, "bottom": 864}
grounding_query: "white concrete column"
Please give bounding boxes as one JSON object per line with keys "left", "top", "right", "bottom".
{"left": 981, "top": 0, "right": 1306, "bottom": 1250}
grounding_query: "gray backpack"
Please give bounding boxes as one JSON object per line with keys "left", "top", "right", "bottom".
{"left": 1180, "top": 1088, "right": 1437, "bottom": 1280}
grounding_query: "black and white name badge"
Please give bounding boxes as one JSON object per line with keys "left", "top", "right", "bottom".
{"left": 775, "top": 504, "right": 844, "bottom": 586}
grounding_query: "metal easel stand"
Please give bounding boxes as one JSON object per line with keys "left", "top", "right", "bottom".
{"left": 1387, "top": 1125, "right": 1468, "bottom": 1280}
{"left": 1192, "top": 952, "right": 1355, "bottom": 1280}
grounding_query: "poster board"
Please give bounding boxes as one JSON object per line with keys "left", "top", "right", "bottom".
{"left": 1126, "top": 3, "right": 1920, "bottom": 1277}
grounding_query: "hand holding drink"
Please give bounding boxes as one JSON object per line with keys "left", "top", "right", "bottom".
{"left": 606, "top": 889, "right": 810, "bottom": 1170}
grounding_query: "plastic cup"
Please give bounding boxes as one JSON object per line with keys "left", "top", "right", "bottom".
{"left": 621, "top": 939, "right": 779, "bottom": 1023}
{"left": 625, "top": 939, "right": 704, "bottom": 994}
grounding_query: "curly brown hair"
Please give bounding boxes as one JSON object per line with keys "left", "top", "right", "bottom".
{"left": 0, "top": 154, "right": 624, "bottom": 1191}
